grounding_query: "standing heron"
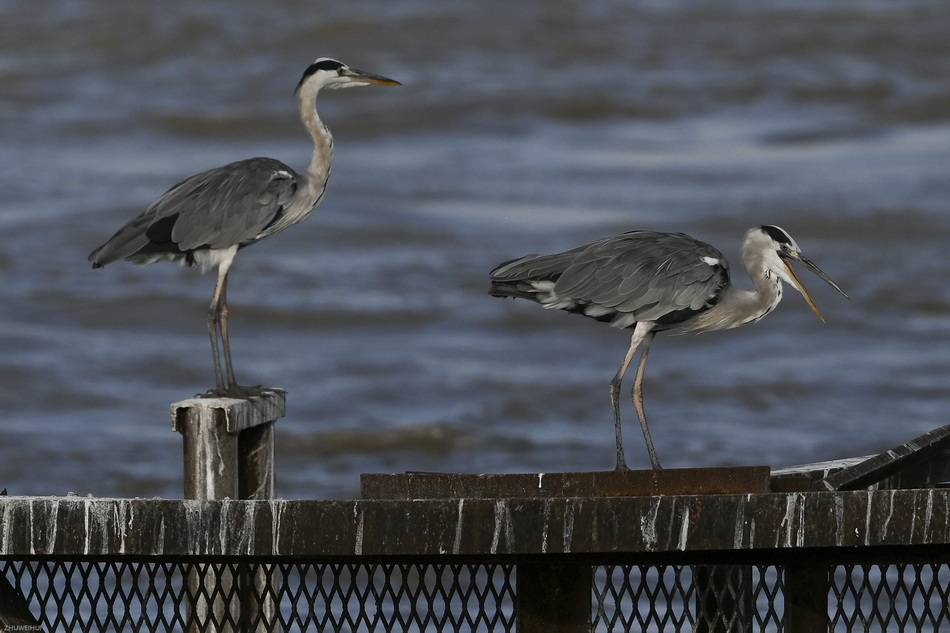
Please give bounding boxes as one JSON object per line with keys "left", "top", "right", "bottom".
{"left": 88, "top": 58, "right": 400, "bottom": 395}
{"left": 490, "top": 225, "right": 848, "bottom": 471}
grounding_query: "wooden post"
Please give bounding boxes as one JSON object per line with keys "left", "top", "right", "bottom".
{"left": 784, "top": 565, "right": 829, "bottom": 632}
{"left": 173, "top": 389, "right": 284, "bottom": 501}
{"left": 516, "top": 561, "right": 592, "bottom": 633}
{"left": 236, "top": 422, "right": 277, "bottom": 632}
{"left": 172, "top": 389, "right": 285, "bottom": 633}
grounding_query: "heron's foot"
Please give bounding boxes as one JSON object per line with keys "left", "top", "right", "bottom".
{"left": 614, "top": 463, "right": 630, "bottom": 472}
{"left": 225, "top": 383, "right": 267, "bottom": 398}
{"left": 197, "top": 384, "right": 266, "bottom": 399}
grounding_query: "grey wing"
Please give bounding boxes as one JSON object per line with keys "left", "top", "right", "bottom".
{"left": 89, "top": 157, "right": 297, "bottom": 267}
{"left": 491, "top": 231, "right": 729, "bottom": 328}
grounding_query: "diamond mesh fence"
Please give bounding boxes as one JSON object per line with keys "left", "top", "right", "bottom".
{"left": 592, "top": 564, "right": 784, "bottom": 632}
{"left": 1, "top": 559, "right": 948, "bottom": 631}
{"left": 829, "top": 563, "right": 950, "bottom": 633}
{"left": 0, "top": 560, "right": 515, "bottom": 632}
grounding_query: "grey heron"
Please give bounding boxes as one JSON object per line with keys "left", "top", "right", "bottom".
{"left": 490, "top": 225, "right": 848, "bottom": 471}
{"left": 88, "top": 58, "right": 399, "bottom": 395}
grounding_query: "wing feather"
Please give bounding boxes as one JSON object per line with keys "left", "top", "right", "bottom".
{"left": 89, "top": 157, "right": 298, "bottom": 267}
{"left": 490, "top": 230, "right": 730, "bottom": 328}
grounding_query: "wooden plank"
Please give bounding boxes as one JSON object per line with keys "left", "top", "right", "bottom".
{"left": 879, "top": 449, "right": 950, "bottom": 490}
{"left": 2, "top": 490, "right": 949, "bottom": 558}
{"left": 361, "top": 466, "right": 771, "bottom": 499}
{"left": 771, "top": 456, "right": 870, "bottom": 491}
{"left": 820, "top": 425, "right": 950, "bottom": 491}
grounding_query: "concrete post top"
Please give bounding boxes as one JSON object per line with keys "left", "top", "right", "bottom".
{"left": 171, "top": 388, "right": 286, "bottom": 434}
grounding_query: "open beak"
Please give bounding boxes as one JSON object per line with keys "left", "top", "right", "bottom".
{"left": 345, "top": 68, "right": 401, "bottom": 86}
{"left": 781, "top": 253, "right": 848, "bottom": 323}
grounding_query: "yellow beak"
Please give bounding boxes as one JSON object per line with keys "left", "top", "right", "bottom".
{"left": 346, "top": 69, "right": 402, "bottom": 86}
{"left": 783, "top": 259, "right": 825, "bottom": 323}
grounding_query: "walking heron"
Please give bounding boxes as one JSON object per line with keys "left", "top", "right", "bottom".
{"left": 88, "top": 58, "right": 399, "bottom": 395}
{"left": 490, "top": 225, "right": 848, "bottom": 471}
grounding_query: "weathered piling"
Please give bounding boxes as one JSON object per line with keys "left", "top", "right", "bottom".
{"left": 172, "top": 388, "right": 285, "bottom": 633}
{"left": 172, "top": 389, "right": 284, "bottom": 501}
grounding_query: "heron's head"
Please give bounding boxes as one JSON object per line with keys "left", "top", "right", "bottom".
{"left": 748, "top": 225, "right": 848, "bottom": 322}
{"left": 294, "top": 58, "right": 400, "bottom": 96}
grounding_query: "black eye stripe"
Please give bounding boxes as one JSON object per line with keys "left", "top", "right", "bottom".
{"left": 761, "top": 225, "right": 792, "bottom": 246}
{"left": 295, "top": 59, "right": 345, "bottom": 93}
{"left": 307, "top": 59, "right": 344, "bottom": 74}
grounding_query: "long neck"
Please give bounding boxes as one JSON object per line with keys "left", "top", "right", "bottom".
{"left": 686, "top": 244, "right": 783, "bottom": 332}
{"left": 297, "top": 87, "right": 333, "bottom": 196}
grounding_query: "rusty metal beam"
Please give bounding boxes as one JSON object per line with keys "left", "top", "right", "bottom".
{"left": 361, "top": 466, "right": 771, "bottom": 499}
{"left": 1, "top": 490, "right": 949, "bottom": 559}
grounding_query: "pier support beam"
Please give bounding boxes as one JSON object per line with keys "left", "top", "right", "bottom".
{"left": 516, "top": 561, "right": 591, "bottom": 633}
{"left": 783, "top": 564, "right": 829, "bottom": 632}
{"left": 172, "top": 388, "right": 285, "bottom": 632}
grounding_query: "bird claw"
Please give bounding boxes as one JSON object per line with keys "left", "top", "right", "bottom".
{"left": 197, "top": 384, "right": 266, "bottom": 399}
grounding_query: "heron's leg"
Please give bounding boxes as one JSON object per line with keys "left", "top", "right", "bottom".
{"left": 218, "top": 273, "right": 238, "bottom": 389}
{"left": 218, "top": 270, "right": 263, "bottom": 396}
{"left": 610, "top": 341, "right": 637, "bottom": 471}
{"left": 632, "top": 331, "right": 662, "bottom": 470}
{"left": 207, "top": 271, "right": 227, "bottom": 394}
{"left": 609, "top": 322, "right": 654, "bottom": 471}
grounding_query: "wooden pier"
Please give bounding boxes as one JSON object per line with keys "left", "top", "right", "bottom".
{"left": 1, "top": 389, "right": 949, "bottom": 631}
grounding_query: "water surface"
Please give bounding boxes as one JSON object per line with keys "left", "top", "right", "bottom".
{"left": 1, "top": 1, "right": 949, "bottom": 498}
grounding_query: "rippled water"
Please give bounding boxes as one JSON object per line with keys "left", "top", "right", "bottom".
{"left": 2, "top": 1, "right": 949, "bottom": 498}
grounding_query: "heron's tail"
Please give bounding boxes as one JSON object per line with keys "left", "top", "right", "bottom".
{"left": 88, "top": 215, "right": 152, "bottom": 268}
{"left": 489, "top": 252, "right": 573, "bottom": 299}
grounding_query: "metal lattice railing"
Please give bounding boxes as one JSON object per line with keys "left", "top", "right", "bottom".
{"left": 830, "top": 563, "right": 950, "bottom": 633}
{"left": 1, "top": 560, "right": 516, "bottom": 632}
{"left": 4, "top": 558, "right": 950, "bottom": 632}
{"left": 592, "top": 564, "right": 784, "bottom": 632}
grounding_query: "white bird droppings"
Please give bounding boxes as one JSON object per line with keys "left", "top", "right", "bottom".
{"left": 452, "top": 499, "right": 465, "bottom": 555}
{"left": 677, "top": 508, "right": 690, "bottom": 551}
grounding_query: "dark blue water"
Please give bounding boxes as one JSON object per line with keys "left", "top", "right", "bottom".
{"left": 2, "top": 1, "right": 949, "bottom": 498}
